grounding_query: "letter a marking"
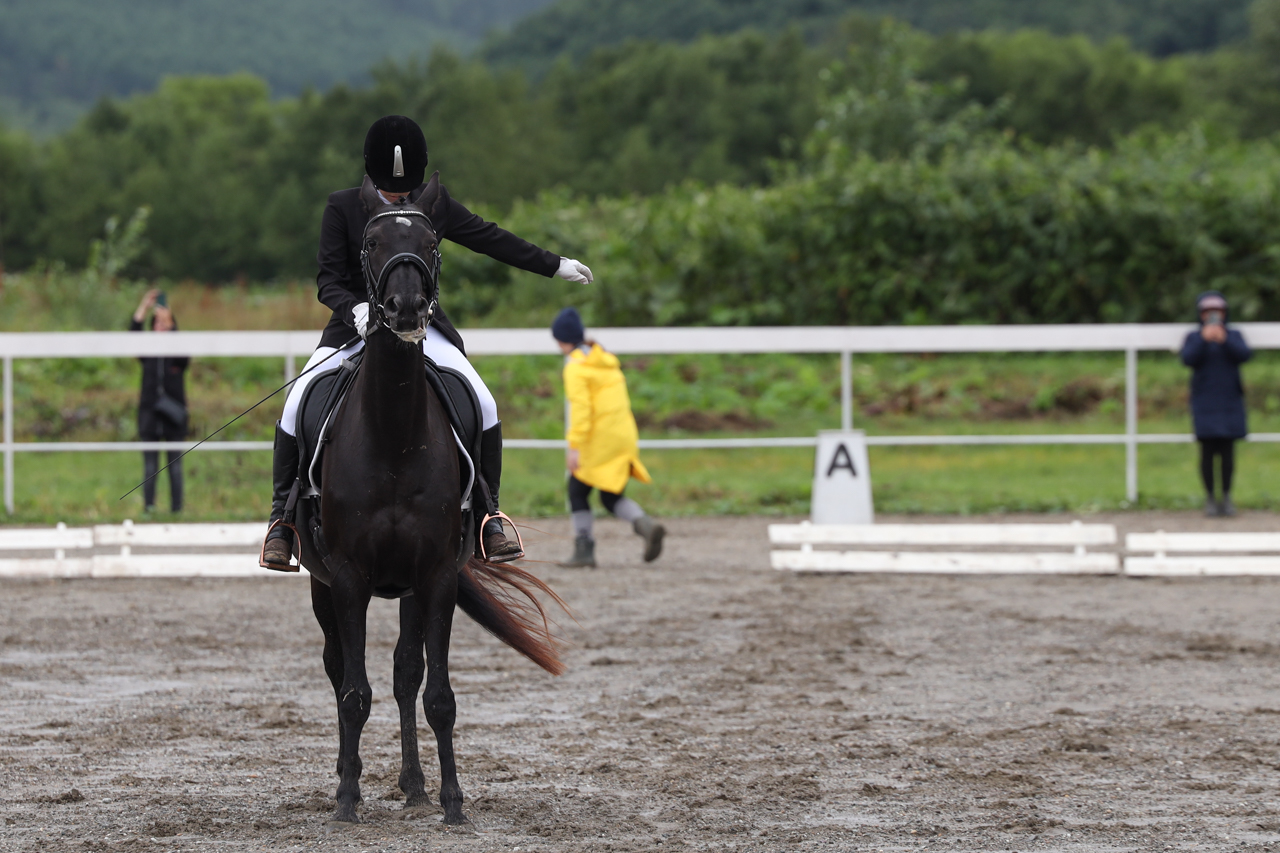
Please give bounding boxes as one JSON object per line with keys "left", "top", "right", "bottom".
{"left": 826, "top": 443, "right": 857, "bottom": 478}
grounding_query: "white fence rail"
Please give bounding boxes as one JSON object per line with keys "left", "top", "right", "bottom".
{"left": 4, "top": 323, "right": 1280, "bottom": 514}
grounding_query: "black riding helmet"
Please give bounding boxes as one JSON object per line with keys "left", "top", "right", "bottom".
{"left": 364, "top": 115, "right": 428, "bottom": 194}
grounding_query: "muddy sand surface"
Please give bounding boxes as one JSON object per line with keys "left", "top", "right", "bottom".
{"left": 5, "top": 511, "right": 1280, "bottom": 851}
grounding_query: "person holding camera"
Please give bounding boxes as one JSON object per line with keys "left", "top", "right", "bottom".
{"left": 1180, "top": 291, "right": 1252, "bottom": 517}
{"left": 130, "top": 288, "right": 189, "bottom": 513}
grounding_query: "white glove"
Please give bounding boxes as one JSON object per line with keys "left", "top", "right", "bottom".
{"left": 353, "top": 302, "right": 371, "bottom": 339}
{"left": 555, "top": 257, "right": 594, "bottom": 284}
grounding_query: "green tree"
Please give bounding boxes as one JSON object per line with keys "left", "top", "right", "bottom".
{"left": 0, "top": 0, "right": 558, "bottom": 135}
{"left": 35, "top": 75, "right": 277, "bottom": 279}
{"left": 919, "top": 30, "right": 1188, "bottom": 145}
{"left": 0, "top": 126, "right": 41, "bottom": 273}
{"left": 545, "top": 30, "right": 823, "bottom": 195}
{"left": 483, "top": 0, "right": 1253, "bottom": 79}
{"left": 1179, "top": 0, "right": 1280, "bottom": 138}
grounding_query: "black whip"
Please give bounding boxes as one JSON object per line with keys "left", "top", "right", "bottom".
{"left": 119, "top": 336, "right": 361, "bottom": 502}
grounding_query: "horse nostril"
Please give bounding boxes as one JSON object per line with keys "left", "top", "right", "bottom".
{"left": 384, "top": 295, "right": 400, "bottom": 316}
{"left": 413, "top": 294, "right": 428, "bottom": 314}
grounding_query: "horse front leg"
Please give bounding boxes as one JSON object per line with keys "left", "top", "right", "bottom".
{"left": 419, "top": 568, "right": 465, "bottom": 824}
{"left": 310, "top": 578, "right": 346, "bottom": 773}
{"left": 328, "top": 570, "right": 373, "bottom": 823}
{"left": 393, "top": 597, "right": 429, "bottom": 807}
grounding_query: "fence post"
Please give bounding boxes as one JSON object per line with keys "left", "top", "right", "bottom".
{"left": 4, "top": 355, "right": 12, "bottom": 514}
{"left": 840, "top": 350, "right": 853, "bottom": 431}
{"left": 1125, "top": 347, "right": 1138, "bottom": 503}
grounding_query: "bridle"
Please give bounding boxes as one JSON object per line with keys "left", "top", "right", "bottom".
{"left": 359, "top": 207, "right": 442, "bottom": 336}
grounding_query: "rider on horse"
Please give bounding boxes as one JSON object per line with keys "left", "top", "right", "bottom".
{"left": 261, "top": 114, "right": 593, "bottom": 571}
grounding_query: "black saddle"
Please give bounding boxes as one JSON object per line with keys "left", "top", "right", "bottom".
{"left": 295, "top": 351, "right": 484, "bottom": 506}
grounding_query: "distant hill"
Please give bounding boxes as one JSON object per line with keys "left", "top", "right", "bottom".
{"left": 481, "top": 0, "right": 1252, "bottom": 77}
{"left": 0, "top": 0, "right": 557, "bottom": 134}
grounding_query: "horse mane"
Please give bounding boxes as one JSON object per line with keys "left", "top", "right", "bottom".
{"left": 456, "top": 558, "right": 567, "bottom": 676}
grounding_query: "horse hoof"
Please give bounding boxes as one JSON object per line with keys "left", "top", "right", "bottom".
{"left": 404, "top": 791, "right": 431, "bottom": 809}
{"left": 442, "top": 807, "right": 468, "bottom": 826}
{"left": 330, "top": 807, "right": 360, "bottom": 824}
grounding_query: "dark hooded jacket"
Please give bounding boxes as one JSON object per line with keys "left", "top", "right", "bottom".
{"left": 129, "top": 316, "right": 189, "bottom": 410}
{"left": 1179, "top": 292, "right": 1252, "bottom": 439}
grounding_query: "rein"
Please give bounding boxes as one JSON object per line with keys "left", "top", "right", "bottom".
{"left": 359, "top": 208, "right": 442, "bottom": 335}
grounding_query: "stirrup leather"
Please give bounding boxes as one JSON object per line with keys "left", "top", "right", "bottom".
{"left": 479, "top": 511, "right": 524, "bottom": 562}
{"left": 259, "top": 518, "right": 301, "bottom": 572}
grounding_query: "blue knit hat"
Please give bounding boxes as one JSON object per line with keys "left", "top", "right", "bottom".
{"left": 551, "top": 307, "right": 585, "bottom": 344}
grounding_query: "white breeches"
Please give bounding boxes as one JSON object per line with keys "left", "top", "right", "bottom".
{"left": 279, "top": 326, "right": 499, "bottom": 436}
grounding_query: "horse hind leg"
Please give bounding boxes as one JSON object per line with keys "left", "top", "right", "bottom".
{"left": 394, "top": 597, "right": 430, "bottom": 808}
{"left": 419, "top": 570, "right": 465, "bottom": 824}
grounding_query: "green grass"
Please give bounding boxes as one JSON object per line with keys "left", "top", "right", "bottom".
{"left": 14, "top": 451, "right": 272, "bottom": 523}
{"left": 14, "top": 440, "right": 1278, "bottom": 525}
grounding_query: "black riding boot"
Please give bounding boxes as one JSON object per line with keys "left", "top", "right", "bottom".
{"left": 261, "top": 421, "right": 300, "bottom": 571}
{"left": 479, "top": 422, "right": 524, "bottom": 563}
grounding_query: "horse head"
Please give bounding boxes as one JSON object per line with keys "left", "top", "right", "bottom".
{"left": 359, "top": 172, "right": 446, "bottom": 344}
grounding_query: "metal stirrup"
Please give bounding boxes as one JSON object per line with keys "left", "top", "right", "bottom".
{"left": 479, "top": 511, "right": 524, "bottom": 562}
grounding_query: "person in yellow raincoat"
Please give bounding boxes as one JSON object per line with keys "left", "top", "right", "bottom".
{"left": 552, "top": 308, "right": 664, "bottom": 568}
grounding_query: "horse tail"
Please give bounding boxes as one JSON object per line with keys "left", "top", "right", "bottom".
{"left": 456, "top": 558, "right": 566, "bottom": 676}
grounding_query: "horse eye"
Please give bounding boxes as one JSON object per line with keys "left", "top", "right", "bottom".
{"left": 365, "top": 239, "right": 377, "bottom": 250}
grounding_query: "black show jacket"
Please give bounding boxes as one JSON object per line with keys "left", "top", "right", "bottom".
{"left": 315, "top": 182, "right": 561, "bottom": 352}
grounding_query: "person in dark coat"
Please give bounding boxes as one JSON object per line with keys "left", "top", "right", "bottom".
{"left": 130, "top": 288, "right": 189, "bottom": 513}
{"left": 261, "top": 115, "right": 594, "bottom": 570}
{"left": 1180, "top": 291, "right": 1252, "bottom": 517}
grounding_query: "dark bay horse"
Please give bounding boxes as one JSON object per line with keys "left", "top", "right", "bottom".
{"left": 295, "top": 173, "right": 563, "bottom": 825}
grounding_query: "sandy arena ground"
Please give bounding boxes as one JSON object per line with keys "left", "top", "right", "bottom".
{"left": 4, "top": 511, "right": 1280, "bottom": 852}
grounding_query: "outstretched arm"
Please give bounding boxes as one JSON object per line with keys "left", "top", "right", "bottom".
{"left": 438, "top": 187, "right": 588, "bottom": 280}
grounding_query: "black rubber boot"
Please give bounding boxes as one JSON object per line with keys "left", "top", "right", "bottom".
{"left": 479, "top": 422, "right": 524, "bottom": 563}
{"left": 261, "top": 421, "right": 299, "bottom": 571}
{"left": 633, "top": 516, "right": 666, "bottom": 563}
{"left": 559, "top": 536, "right": 596, "bottom": 569}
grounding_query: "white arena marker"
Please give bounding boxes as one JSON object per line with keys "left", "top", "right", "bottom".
{"left": 811, "top": 430, "right": 874, "bottom": 525}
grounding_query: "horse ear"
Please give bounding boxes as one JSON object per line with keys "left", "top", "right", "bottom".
{"left": 359, "top": 175, "right": 382, "bottom": 214}
{"left": 416, "top": 171, "right": 444, "bottom": 220}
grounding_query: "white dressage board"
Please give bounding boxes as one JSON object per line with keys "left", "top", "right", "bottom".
{"left": 769, "top": 521, "right": 1119, "bottom": 575}
{"left": 0, "top": 522, "right": 302, "bottom": 578}
{"left": 1125, "top": 531, "right": 1280, "bottom": 576}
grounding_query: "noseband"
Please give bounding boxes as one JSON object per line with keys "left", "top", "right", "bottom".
{"left": 359, "top": 208, "right": 442, "bottom": 337}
